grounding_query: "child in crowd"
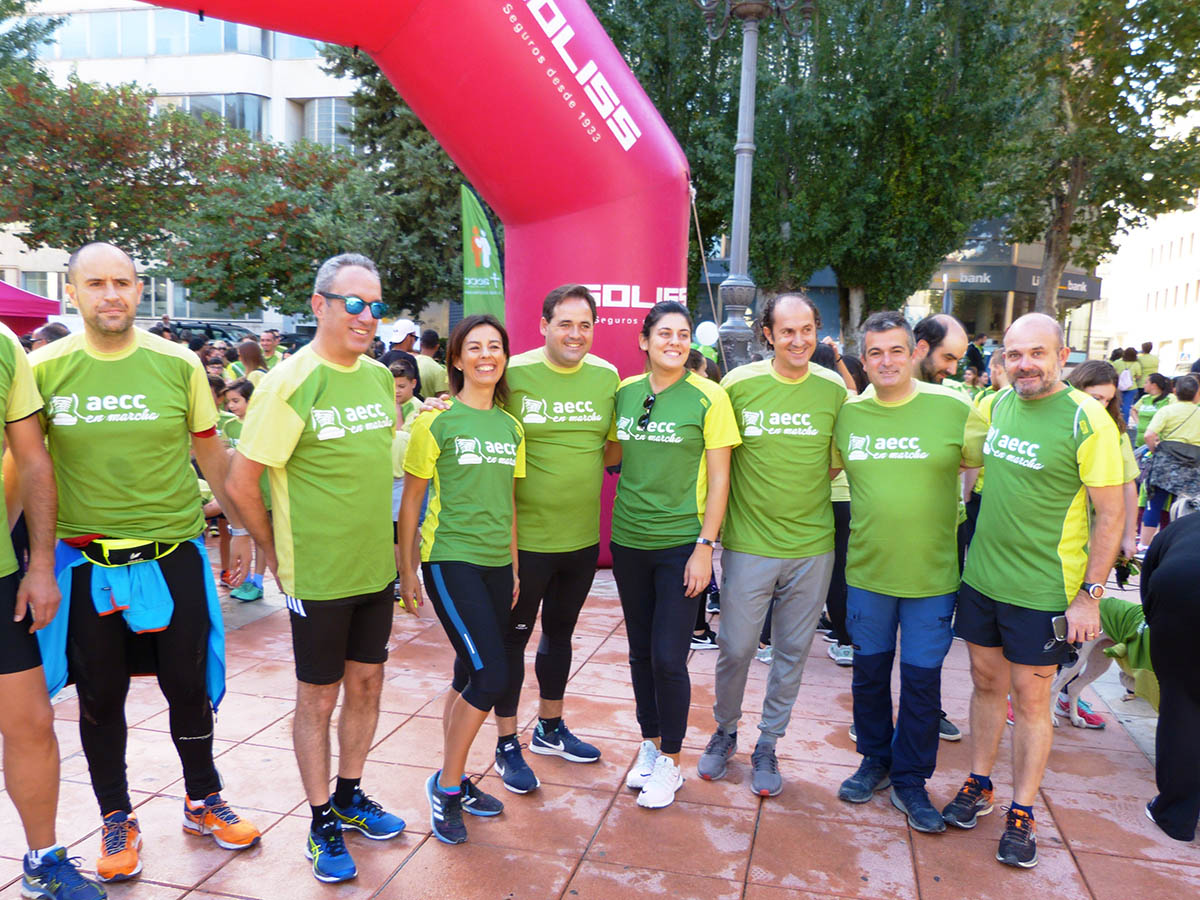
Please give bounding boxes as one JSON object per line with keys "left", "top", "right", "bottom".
{"left": 223, "top": 379, "right": 269, "bottom": 602}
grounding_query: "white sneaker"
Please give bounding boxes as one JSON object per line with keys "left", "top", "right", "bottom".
{"left": 755, "top": 645, "right": 773, "bottom": 665}
{"left": 625, "top": 740, "right": 660, "bottom": 790}
{"left": 637, "top": 755, "right": 684, "bottom": 808}
{"left": 827, "top": 643, "right": 853, "bottom": 666}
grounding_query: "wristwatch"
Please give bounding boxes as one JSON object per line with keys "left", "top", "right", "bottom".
{"left": 1080, "top": 581, "right": 1104, "bottom": 601}
{"left": 695, "top": 537, "right": 715, "bottom": 548}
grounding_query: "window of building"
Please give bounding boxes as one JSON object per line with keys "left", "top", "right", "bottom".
{"left": 120, "top": 10, "right": 150, "bottom": 57}
{"left": 89, "top": 11, "right": 119, "bottom": 57}
{"left": 156, "top": 94, "right": 266, "bottom": 137}
{"left": 155, "top": 8, "right": 187, "bottom": 55}
{"left": 20, "top": 272, "right": 49, "bottom": 296}
{"left": 187, "top": 13, "right": 223, "bottom": 54}
{"left": 224, "top": 23, "right": 271, "bottom": 57}
{"left": 55, "top": 13, "right": 89, "bottom": 58}
{"left": 304, "top": 98, "right": 354, "bottom": 149}
{"left": 276, "top": 32, "right": 320, "bottom": 59}
{"left": 224, "top": 94, "right": 265, "bottom": 135}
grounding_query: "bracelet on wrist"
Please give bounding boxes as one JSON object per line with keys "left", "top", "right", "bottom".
{"left": 229, "top": 527, "right": 249, "bottom": 537}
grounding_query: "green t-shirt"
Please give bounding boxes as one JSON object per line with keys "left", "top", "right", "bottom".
{"left": 404, "top": 402, "right": 526, "bottom": 566}
{"left": 608, "top": 372, "right": 741, "bottom": 550}
{"left": 504, "top": 348, "right": 619, "bottom": 553}
{"left": 720, "top": 360, "right": 847, "bottom": 558}
{"left": 1145, "top": 401, "right": 1200, "bottom": 445}
{"left": 31, "top": 328, "right": 217, "bottom": 542}
{"left": 0, "top": 323, "right": 45, "bottom": 577}
{"left": 264, "top": 349, "right": 283, "bottom": 370}
{"left": 1133, "top": 393, "right": 1171, "bottom": 447}
{"left": 970, "top": 388, "right": 1001, "bottom": 495}
{"left": 217, "top": 415, "right": 271, "bottom": 510}
{"left": 416, "top": 354, "right": 449, "bottom": 397}
{"left": 832, "top": 380, "right": 986, "bottom": 598}
{"left": 964, "top": 386, "right": 1124, "bottom": 611}
{"left": 1136, "top": 353, "right": 1158, "bottom": 387}
{"left": 1119, "top": 431, "right": 1138, "bottom": 484}
{"left": 236, "top": 346, "right": 395, "bottom": 600}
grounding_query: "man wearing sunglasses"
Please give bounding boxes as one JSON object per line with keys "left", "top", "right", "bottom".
{"left": 228, "top": 253, "right": 407, "bottom": 883}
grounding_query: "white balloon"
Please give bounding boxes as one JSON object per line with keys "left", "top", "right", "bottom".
{"left": 695, "top": 320, "right": 719, "bottom": 346}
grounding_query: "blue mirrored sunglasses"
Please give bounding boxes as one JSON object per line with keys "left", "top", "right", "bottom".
{"left": 318, "top": 291, "right": 387, "bottom": 319}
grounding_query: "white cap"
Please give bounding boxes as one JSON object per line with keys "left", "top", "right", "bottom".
{"left": 389, "top": 319, "right": 419, "bottom": 344}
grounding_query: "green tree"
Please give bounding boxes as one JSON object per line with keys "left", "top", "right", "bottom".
{"left": 999, "top": 0, "right": 1200, "bottom": 317}
{"left": 752, "top": 0, "right": 1033, "bottom": 332}
{"left": 155, "top": 138, "right": 365, "bottom": 315}
{"left": 0, "top": 0, "right": 60, "bottom": 72}
{"left": 320, "top": 44, "right": 463, "bottom": 317}
{"left": 0, "top": 75, "right": 224, "bottom": 261}
{"left": 589, "top": 2, "right": 739, "bottom": 320}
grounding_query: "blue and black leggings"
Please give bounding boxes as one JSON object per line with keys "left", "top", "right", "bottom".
{"left": 423, "top": 560, "right": 513, "bottom": 712}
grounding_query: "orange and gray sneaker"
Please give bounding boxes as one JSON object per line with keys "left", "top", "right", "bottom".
{"left": 940, "top": 775, "right": 994, "bottom": 829}
{"left": 96, "top": 810, "right": 142, "bottom": 882}
{"left": 183, "top": 793, "right": 262, "bottom": 850}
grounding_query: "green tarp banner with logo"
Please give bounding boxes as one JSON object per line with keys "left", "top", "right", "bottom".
{"left": 461, "top": 184, "right": 504, "bottom": 322}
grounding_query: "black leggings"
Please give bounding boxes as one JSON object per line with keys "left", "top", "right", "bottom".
{"left": 494, "top": 545, "right": 598, "bottom": 719}
{"left": 824, "top": 501, "right": 852, "bottom": 646}
{"left": 425, "top": 561, "right": 513, "bottom": 712}
{"left": 69, "top": 542, "right": 220, "bottom": 815}
{"left": 611, "top": 541, "right": 694, "bottom": 755}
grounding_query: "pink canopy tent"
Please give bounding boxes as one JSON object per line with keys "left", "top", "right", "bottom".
{"left": 0, "top": 280, "right": 60, "bottom": 337}
{"left": 156, "top": 0, "right": 691, "bottom": 375}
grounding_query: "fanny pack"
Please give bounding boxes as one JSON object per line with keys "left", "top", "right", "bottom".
{"left": 80, "top": 537, "right": 180, "bottom": 568}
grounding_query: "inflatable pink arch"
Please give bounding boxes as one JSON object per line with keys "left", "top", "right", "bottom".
{"left": 158, "top": 0, "right": 691, "bottom": 374}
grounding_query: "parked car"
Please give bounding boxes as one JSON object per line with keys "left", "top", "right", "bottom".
{"left": 276, "top": 332, "right": 313, "bottom": 355}
{"left": 169, "top": 320, "right": 256, "bottom": 345}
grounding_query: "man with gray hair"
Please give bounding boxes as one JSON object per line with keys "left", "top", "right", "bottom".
{"left": 228, "top": 253, "right": 414, "bottom": 883}
{"left": 832, "top": 310, "right": 987, "bottom": 834}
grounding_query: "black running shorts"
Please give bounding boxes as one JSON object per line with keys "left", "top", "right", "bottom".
{"left": 287, "top": 585, "right": 394, "bottom": 684}
{"left": 955, "top": 582, "right": 1073, "bottom": 667}
{"left": 0, "top": 571, "right": 42, "bottom": 675}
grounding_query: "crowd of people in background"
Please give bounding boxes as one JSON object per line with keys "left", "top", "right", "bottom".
{"left": 2, "top": 244, "right": 1197, "bottom": 900}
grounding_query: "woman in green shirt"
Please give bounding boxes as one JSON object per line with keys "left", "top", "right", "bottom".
{"left": 1131, "top": 373, "right": 1172, "bottom": 447}
{"left": 398, "top": 315, "right": 524, "bottom": 845}
{"left": 605, "top": 301, "right": 740, "bottom": 810}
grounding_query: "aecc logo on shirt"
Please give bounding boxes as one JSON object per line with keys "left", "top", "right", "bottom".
{"left": 846, "top": 433, "right": 929, "bottom": 461}
{"left": 741, "top": 408, "right": 819, "bottom": 437}
{"left": 453, "top": 436, "right": 518, "bottom": 466}
{"left": 49, "top": 393, "right": 159, "bottom": 425}
{"left": 311, "top": 403, "right": 391, "bottom": 441}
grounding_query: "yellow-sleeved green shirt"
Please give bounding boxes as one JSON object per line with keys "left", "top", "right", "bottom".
{"left": 416, "top": 354, "right": 449, "bottom": 397}
{"left": 964, "top": 386, "right": 1124, "bottom": 611}
{"left": 31, "top": 328, "right": 217, "bottom": 542}
{"left": 0, "top": 323, "right": 43, "bottom": 576}
{"left": 608, "top": 372, "right": 741, "bottom": 550}
{"left": 404, "top": 403, "right": 525, "bottom": 566}
{"left": 236, "top": 346, "right": 395, "bottom": 600}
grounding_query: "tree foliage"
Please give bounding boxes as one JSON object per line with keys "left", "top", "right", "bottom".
{"left": 154, "top": 138, "right": 367, "bottom": 315}
{"left": 751, "top": 0, "right": 1033, "bottom": 329}
{"left": 0, "top": 0, "right": 60, "bottom": 73}
{"left": 0, "top": 75, "right": 225, "bottom": 262}
{"left": 999, "top": 0, "right": 1200, "bottom": 316}
{"left": 320, "top": 43, "right": 464, "bottom": 316}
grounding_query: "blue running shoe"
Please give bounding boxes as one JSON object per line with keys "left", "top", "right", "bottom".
{"left": 304, "top": 821, "right": 357, "bottom": 883}
{"left": 494, "top": 738, "right": 540, "bottom": 793}
{"left": 460, "top": 776, "right": 504, "bottom": 817}
{"left": 530, "top": 720, "right": 601, "bottom": 763}
{"left": 21, "top": 847, "right": 107, "bottom": 900}
{"left": 330, "top": 787, "right": 405, "bottom": 839}
{"left": 426, "top": 773, "right": 467, "bottom": 844}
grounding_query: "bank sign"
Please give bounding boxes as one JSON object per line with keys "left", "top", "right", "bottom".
{"left": 931, "top": 266, "right": 1100, "bottom": 300}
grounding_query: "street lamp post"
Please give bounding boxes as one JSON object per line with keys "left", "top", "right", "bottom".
{"left": 695, "top": 1, "right": 815, "bottom": 368}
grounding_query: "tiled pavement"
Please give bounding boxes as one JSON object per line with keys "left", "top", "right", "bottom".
{"left": 2, "top": 549, "right": 1197, "bottom": 899}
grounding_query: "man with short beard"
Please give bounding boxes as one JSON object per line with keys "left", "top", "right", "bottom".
{"left": 913, "top": 314, "right": 970, "bottom": 388}
{"left": 943, "top": 313, "right": 1124, "bottom": 869}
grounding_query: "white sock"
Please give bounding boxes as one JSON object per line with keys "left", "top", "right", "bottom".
{"left": 26, "top": 845, "right": 62, "bottom": 868}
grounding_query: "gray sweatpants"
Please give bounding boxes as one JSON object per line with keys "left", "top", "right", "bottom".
{"left": 713, "top": 548, "right": 835, "bottom": 741}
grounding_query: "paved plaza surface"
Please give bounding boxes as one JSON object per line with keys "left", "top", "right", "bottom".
{"left": 2, "top": 543, "right": 1197, "bottom": 899}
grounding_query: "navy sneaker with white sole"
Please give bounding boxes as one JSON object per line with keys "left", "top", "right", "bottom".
{"left": 494, "top": 738, "right": 541, "bottom": 793}
{"left": 529, "top": 720, "right": 601, "bottom": 763}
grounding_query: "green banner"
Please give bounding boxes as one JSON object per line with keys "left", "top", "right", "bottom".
{"left": 461, "top": 184, "right": 505, "bottom": 322}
